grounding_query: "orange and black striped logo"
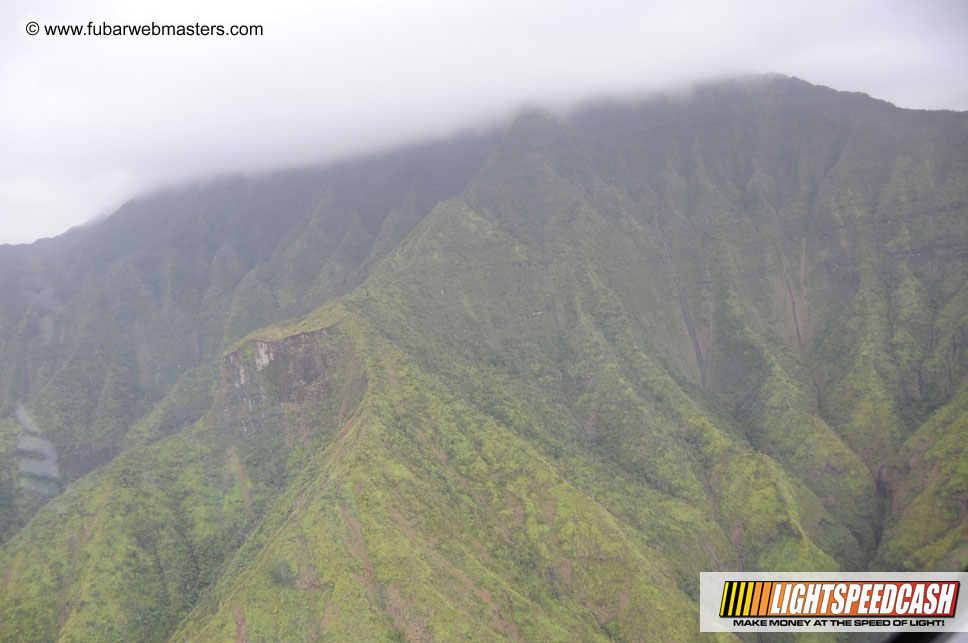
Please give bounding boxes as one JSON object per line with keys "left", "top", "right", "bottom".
{"left": 720, "top": 581, "right": 774, "bottom": 617}
{"left": 720, "top": 580, "right": 959, "bottom": 617}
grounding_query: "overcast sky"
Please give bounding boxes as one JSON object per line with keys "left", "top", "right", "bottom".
{"left": 1, "top": 0, "right": 967, "bottom": 245}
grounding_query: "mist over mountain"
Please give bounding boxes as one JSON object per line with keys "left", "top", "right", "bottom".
{"left": 0, "top": 75, "right": 966, "bottom": 640}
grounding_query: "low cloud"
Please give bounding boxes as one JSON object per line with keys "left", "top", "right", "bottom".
{"left": 2, "top": 0, "right": 966, "bottom": 243}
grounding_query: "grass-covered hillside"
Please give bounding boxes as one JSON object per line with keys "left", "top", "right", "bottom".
{"left": 0, "top": 75, "right": 966, "bottom": 640}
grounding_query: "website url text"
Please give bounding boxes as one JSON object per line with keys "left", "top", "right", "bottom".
{"left": 26, "top": 21, "right": 263, "bottom": 37}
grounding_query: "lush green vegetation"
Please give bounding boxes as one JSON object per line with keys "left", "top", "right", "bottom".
{"left": 0, "top": 76, "right": 966, "bottom": 640}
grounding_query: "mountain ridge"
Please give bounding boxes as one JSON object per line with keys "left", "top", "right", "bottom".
{"left": 1, "top": 75, "right": 966, "bottom": 640}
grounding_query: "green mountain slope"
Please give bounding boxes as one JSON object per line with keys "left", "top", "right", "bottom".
{"left": 0, "top": 133, "right": 496, "bottom": 538}
{"left": 0, "top": 76, "right": 966, "bottom": 640}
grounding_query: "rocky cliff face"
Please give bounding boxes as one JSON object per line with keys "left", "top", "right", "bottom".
{"left": 219, "top": 328, "right": 341, "bottom": 438}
